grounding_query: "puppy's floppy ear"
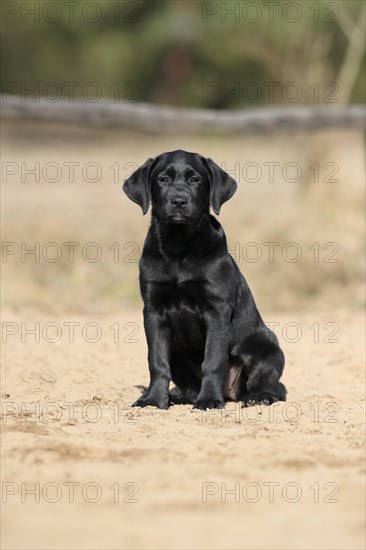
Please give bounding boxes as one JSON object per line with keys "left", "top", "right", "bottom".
{"left": 201, "top": 156, "right": 237, "bottom": 215}
{"left": 123, "top": 157, "right": 156, "bottom": 214}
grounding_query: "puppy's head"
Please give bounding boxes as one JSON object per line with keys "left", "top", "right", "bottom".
{"left": 123, "top": 150, "right": 237, "bottom": 222}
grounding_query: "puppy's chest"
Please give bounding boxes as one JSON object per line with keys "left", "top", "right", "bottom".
{"left": 148, "top": 278, "right": 207, "bottom": 313}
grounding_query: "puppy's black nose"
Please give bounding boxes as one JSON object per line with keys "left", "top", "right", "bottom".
{"left": 171, "top": 197, "right": 187, "bottom": 209}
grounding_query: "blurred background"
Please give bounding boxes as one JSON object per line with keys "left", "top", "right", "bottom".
{"left": 1, "top": 0, "right": 365, "bottom": 314}
{"left": 2, "top": 0, "right": 365, "bottom": 106}
{"left": 1, "top": 3, "right": 365, "bottom": 550}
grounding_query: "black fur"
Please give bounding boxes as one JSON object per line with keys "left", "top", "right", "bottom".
{"left": 123, "top": 150, "right": 285, "bottom": 410}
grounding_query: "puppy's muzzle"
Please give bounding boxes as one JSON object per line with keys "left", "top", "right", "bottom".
{"left": 170, "top": 195, "right": 188, "bottom": 210}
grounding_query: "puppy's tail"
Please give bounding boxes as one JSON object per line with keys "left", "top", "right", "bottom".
{"left": 278, "top": 382, "right": 287, "bottom": 402}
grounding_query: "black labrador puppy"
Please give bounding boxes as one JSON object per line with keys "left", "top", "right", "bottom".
{"left": 123, "top": 150, "right": 285, "bottom": 410}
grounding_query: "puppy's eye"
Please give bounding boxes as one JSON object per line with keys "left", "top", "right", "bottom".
{"left": 188, "top": 176, "right": 200, "bottom": 184}
{"left": 158, "top": 176, "right": 169, "bottom": 183}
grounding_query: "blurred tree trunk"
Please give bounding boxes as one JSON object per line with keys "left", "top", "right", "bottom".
{"left": 336, "top": 1, "right": 366, "bottom": 104}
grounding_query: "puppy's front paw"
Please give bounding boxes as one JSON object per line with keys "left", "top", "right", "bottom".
{"left": 132, "top": 394, "right": 169, "bottom": 409}
{"left": 242, "top": 391, "right": 276, "bottom": 407}
{"left": 193, "top": 397, "right": 224, "bottom": 410}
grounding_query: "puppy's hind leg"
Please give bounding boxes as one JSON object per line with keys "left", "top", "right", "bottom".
{"left": 169, "top": 386, "right": 200, "bottom": 405}
{"left": 238, "top": 329, "right": 285, "bottom": 407}
{"left": 169, "top": 354, "right": 201, "bottom": 405}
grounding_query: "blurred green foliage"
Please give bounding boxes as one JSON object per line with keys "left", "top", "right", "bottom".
{"left": 1, "top": 0, "right": 365, "bottom": 108}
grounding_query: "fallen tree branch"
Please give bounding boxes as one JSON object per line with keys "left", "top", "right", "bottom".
{"left": 1, "top": 96, "right": 365, "bottom": 135}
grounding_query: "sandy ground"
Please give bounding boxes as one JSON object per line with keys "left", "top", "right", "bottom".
{"left": 1, "top": 308, "right": 365, "bottom": 550}
{"left": 1, "top": 123, "right": 365, "bottom": 548}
